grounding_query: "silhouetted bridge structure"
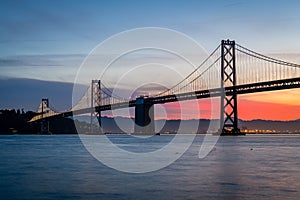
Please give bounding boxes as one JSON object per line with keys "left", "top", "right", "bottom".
{"left": 30, "top": 40, "right": 300, "bottom": 135}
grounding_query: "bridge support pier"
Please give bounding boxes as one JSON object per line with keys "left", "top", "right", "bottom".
{"left": 134, "top": 96, "right": 155, "bottom": 134}
{"left": 219, "top": 40, "right": 244, "bottom": 136}
{"left": 40, "top": 120, "right": 50, "bottom": 134}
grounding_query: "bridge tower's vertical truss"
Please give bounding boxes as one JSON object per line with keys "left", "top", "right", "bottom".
{"left": 90, "top": 80, "right": 102, "bottom": 133}
{"left": 220, "top": 40, "right": 242, "bottom": 135}
{"left": 41, "top": 98, "right": 50, "bottom": 134}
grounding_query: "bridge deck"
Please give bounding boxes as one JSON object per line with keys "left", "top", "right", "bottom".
{"left": 30, "top": 77, "right": 300, "bottom": 121}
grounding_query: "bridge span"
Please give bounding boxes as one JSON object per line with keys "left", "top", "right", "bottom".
{"left": 29, "top": 40, "right": 300, "bottom": 135}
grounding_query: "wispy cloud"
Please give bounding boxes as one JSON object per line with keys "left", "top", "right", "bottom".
{"left": 0, "top": 54, "right": 85, "bottom": 83}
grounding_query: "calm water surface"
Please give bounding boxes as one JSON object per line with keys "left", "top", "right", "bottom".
{"left": 0, "top": 135, "right": 299, "bottom": 200}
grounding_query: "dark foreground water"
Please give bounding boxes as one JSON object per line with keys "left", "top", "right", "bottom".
{"left": 0, "top": 134, "right": 299, "bottom": 200}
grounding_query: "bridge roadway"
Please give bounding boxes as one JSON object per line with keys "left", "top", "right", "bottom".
{"left": 45, "top": 77, "right": 300, "bottom": 119}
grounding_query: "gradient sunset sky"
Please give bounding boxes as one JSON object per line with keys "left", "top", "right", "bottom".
{"left": 0, "top": 0, "right": 300, "bottom": 120}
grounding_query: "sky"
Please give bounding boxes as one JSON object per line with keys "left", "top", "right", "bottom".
{"left": 0, "top": 0, "right": 300, "bottom": 120}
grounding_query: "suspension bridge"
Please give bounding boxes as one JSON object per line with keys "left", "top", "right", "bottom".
{"left": 29, "top": 40, "right": 300, "bottom": 135}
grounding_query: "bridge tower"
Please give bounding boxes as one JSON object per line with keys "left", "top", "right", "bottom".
{"left": 134, "top": 96, "right": 155, "bottom": 134}
{"left": 40, "top": 98, "right": 50, "bottom": 134}
{"left": 219, "top": 40, "right": 242, "bottom": 135}
{"left": 90, "top": 80, "right": 102, "bottom": 133}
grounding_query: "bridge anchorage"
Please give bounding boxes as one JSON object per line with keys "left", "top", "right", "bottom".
{"left": 30, "top": 39, "right": 300, "bottom": 136}
{"left": 134, "top": 96, "right": 155, "bottom": 134}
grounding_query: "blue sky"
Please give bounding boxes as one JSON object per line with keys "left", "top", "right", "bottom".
{"left": 1, "top": 0, "right": 300, "bottom": 57}
{"left": 1, "top": 0, "right": 300, "bottom": 111}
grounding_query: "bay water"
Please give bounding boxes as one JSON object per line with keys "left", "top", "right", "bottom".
{"left": 0, "top": 134, "right": 299, "bottom": 199}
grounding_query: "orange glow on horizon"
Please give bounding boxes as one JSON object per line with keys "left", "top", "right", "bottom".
{"left": 238, "top": 99, "right": 300, "bottom": 121}
{"left": 158, "top": 90, "right": 300, "bottom": 121}
{"left": 103, "top": 90, "right": 300, "bottom": 121}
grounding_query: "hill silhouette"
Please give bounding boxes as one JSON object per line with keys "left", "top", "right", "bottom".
{"left": 1, "top": 110, "right": 299, "bottom": 134}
